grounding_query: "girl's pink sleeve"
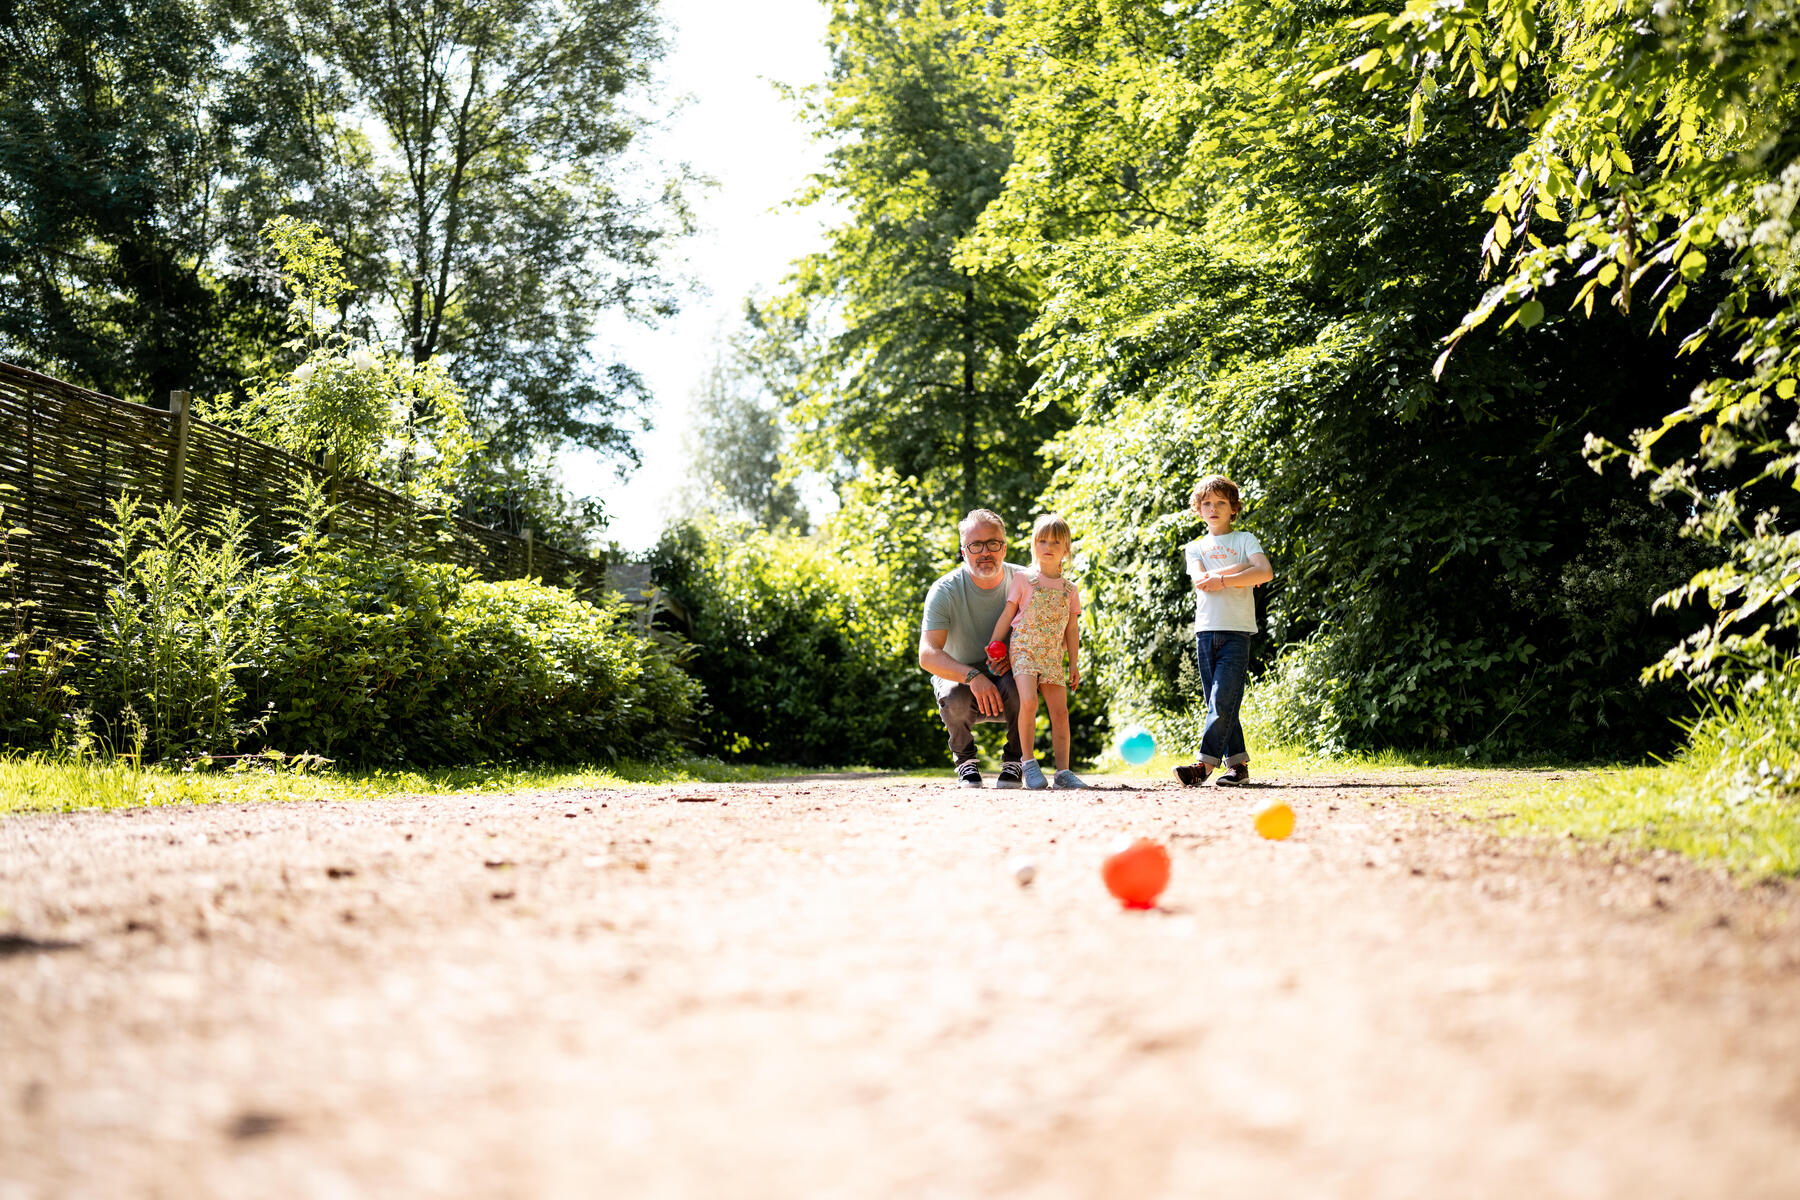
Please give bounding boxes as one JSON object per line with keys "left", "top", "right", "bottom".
{"left": 1007, "top": 574, "right": 1030, "bottom": 607}
{"left": 1068, "top": 583, "right": 1082, "bottom": 616}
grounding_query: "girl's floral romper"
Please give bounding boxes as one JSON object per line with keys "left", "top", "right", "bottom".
{"left": 1008, "top": 571, "right": 1078, "bottom": 686}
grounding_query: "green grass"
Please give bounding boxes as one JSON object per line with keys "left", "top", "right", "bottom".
{"left": 0, "top": 754, "right": 880, "bottom": 817}
{"left": 1248, "top": 743, "right": 1800, "bottom": 879}
{"left": 1474, "top": 762, "right": 1800, "bottom": 879}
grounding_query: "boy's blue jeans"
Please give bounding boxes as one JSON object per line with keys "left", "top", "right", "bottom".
{"left": 1194, "top": 631, "right": 1252, "bottom": 767}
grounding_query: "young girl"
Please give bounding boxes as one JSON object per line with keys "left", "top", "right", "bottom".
{"left": 988, "top": 514, "right": 1088, "bottom": 789}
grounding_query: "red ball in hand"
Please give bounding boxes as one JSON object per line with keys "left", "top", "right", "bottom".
{"left": 1102, "top": 837, "right": 1170, "bottom": 910}
{"left": 987, "top": 640, "right": 1008, "bottom": 660}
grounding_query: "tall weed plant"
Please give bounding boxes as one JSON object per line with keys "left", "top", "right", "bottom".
{"left": 1680, "top": 663, "right": 1800, "bottom": 794}
{"left": 94, "top": 493, "right": 265, "bottom": 759}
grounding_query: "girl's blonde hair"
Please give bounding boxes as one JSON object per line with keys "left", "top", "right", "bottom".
{"left": 1030, "top": 513, "right": 1073, "bottom": 560}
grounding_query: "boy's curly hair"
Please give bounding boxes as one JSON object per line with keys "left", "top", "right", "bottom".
{"left": 1189, "top": 474, "right": 1242, "bottom": 514}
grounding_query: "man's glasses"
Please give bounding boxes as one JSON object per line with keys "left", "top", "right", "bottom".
{"left": 963, "top": 538, "right": 1006, "bottom": 554}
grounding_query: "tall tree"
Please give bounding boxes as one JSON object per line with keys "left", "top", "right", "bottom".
{"left": 273, "top": 0, "right": 688, "bottom": 468}
{"left": 769, "top": 0, "right": 1064, "bottom": 523}
{"left": 681, "top": 342, "right": 809, "bottom": 532}
{"left": 0, "top": 0, "right": 281, "bottom": 401}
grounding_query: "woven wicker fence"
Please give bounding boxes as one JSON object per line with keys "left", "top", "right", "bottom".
{"left": 0, "top": 360, "right": 615, "bottom": 642}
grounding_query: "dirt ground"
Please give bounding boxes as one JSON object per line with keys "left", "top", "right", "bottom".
{"left": 3, "top": 768, "right": 1799, "bottom": 1199}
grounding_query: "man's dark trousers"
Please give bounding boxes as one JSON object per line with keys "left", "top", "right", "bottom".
{"left": 931, "top": 671, "right": 1023, "bottom": 766}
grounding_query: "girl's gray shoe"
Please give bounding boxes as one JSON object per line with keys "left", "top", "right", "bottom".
{"left": 1052, "top": 769, "right": 1090, "bottom": 789}
{"left": 1022, "top": 759, "right": 1049, "bottom": 789}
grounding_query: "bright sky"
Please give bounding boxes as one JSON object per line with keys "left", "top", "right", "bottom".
{"left": 564, "top": 0, "right": 839, "bottom": 553}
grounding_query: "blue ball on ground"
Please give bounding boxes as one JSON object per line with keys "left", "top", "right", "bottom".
{"left": 1117, "top": 726, "right": 1157, "bottom": 766}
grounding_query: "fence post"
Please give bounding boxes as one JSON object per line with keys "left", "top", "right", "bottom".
{"left": 524, "top": 526, "right": 534, "bottom": 578}
{"left": 167, "top": 390, "right": 192, "bottom": 505}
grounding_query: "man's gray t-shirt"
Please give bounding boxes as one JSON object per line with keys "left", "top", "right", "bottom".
{"left": 921, "top": 563, "right": 1019, "bottom": 667}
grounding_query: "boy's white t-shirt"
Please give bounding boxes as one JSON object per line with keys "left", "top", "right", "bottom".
{"left": 1183, "top": 530, "right": 1264, "bottom": 633}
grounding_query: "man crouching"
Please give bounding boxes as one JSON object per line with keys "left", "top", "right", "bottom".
{"left": 917, "top": 509, "right": 1024, "bottom": 788}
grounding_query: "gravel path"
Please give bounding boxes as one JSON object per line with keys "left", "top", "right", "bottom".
{"left": 3, "top": 769, "right": 1798, "bottom": 1199}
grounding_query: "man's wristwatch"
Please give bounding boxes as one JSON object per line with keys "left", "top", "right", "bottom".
{"left": 963, "top": 666, "right": 980, "bottom": 684}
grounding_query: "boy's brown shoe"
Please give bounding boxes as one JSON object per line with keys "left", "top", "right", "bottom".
{"left": 1173, "top": 761, "right": 1210, "bottom": 787}
{"left": 1215, "top": 764, "right": 1251, "bottom": 786}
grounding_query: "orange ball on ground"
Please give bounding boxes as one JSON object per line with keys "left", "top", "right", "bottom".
{"left": 1102, "top": 837, "right": 1170, "bottom": 909}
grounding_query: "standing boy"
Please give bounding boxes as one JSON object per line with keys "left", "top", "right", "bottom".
{"left": 1175, "top": 475, "right": 1273, "bottom": 787}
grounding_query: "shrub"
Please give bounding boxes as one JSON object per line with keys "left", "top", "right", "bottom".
{"left": 651, "top": 520, "right": 940, "bottom": 766}
{"left": 651, "top": 498, "right": 944, "bottom": 767}
{"left": 415, "top": 578, "right": 697, "bottom": 764}
{"left": 247, "top": 549, "right": 462, "bottom": 763}
{"left": 0, "top": 634, "right": 81, "bottom": 753}
{"left": 246, "top": 549, "right": 694, "bottom": 765}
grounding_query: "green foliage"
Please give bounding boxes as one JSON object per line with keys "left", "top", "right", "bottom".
{"left": 650, "top": 475, "right": 947, "bottom": 766}
{"left": 205, "top": 219, "right": 476, "bottom": 508}
{"left": 93, "top": 493, "right": 266, "bottom": 760}
{"left": 0, "top": 485, "right": 81, "bottom": 750}
{"left": 244, "top": 549, "right": 459, "bottom": 762}
{"left": 2, "top": 480, "right": 689, "bottom": 767}
{"left": 965, "top": 0, "right": 1705, "bottom": 757}
{"left": 0, "top": 0, "right": 282, "bottom": 399}
{"left": 0, "top": 634, "right": 81, "bottom": 752}
{"left": 246, "top": 548, "right": 694, "bottom": 766}
{"left": 1682, "top": 662, "right": 1800, "bottom": 802}
{"left": 423, "top": 578, "right": 697, "bottom": 765}
{"left": 1346, "top": 0, "right": 1800, "bottom": 772}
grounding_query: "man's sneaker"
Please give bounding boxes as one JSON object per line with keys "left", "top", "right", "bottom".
{"left": 1215, "top": 763, "right": 1251, "bottom": 787}
{"left": 1052, "top": 769, "right": 1090, "bottom": 789}
{"left": 957, "top": 760, "right": 983, "bottom": 788}
{"left": 1173, "top": 761, "right": 1210, "bottom": 787}
{"left": 995, "top": 761, "right": 1024, "bottom": 789}
{"left": 1022, "top": 759, "right": 1049, "bottom": 789}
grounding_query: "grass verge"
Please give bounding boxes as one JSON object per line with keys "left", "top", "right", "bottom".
{"left": 1479, "top": 763, "right": 1800, "bottom": 879}
{"left": 0, "top": 755, "right": 879, "bottom": 817}
{"left": 1116, "top": 721, "right": 1800, "bottom": 878}
{"left": 1247, "top": 744, "right": 1799, "bottom": 879}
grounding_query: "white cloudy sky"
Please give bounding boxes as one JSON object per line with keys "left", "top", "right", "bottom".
{"left": 563, "top": 0, "right": 839, "bottom": 552}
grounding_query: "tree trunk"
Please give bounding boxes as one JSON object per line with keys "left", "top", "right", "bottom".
{"left": 961, "top": 276, "right": 977, "bottom": 512}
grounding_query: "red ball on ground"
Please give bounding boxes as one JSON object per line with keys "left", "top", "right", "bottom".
{"left": 1102, "top": 837, "right": 1170, "bottom": 910}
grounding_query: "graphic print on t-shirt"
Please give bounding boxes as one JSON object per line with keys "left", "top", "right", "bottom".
{"left": 1185, "top": 529, "right": 1263, "bottom": 634}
